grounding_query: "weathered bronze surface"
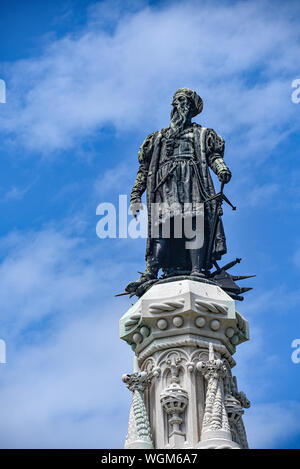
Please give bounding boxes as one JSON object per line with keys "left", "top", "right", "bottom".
{"left": 122, "top": 88, "right": 253, "bottom": 299}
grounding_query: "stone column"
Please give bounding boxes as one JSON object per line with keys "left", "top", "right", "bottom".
{"left": 120, "top": 279, "right": 250, "bottom": 449}
{"left": 196, "top": 342, "right": 239, "bottom": 449}
{"left": 122, "top": 371, "right": 154, "bottom": 449}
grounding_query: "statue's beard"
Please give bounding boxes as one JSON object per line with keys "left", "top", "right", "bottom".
{"left": 170, "top": 105, "right": 190, "bottom": 133}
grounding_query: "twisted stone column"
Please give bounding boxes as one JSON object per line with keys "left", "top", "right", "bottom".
{"left": 196, "top": 343, "right": 238, "bottom": 448}
{"left": 122, "top": 372, "right": 154, "bottom": 449}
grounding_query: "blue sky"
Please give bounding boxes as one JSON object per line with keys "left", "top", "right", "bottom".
{"left": 0, "top": 0, "right": 300, "bottom": 448}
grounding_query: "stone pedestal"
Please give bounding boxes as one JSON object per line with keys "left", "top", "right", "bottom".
{"left": 120, "top": 279, "right": 250, "bottom": 449}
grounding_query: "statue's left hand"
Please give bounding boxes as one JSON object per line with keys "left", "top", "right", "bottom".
{"left": 130, "top": 199, "right": 143, "bottom": 220}
{"left": 218, "top": 169, "right": 232, "bottom": 184}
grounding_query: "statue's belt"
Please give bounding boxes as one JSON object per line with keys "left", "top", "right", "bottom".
{"left": 158, "top": 154, "right": 197, "bottom": 167}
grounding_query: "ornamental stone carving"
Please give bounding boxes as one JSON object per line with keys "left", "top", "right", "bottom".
{"left": 122, "top": 372, "right": 154, "bottom": 449}
{"left": 196, "top": 343, "right": 240, "bottom": 449}
{"left": 160, "top": 352, "right": 189, "bottom": 446}
{"left": 120, "top": 280, "right": 250, "bottom": 449}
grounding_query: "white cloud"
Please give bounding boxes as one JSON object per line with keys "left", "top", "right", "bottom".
{"left": 94, "top": 163, "right": 133, "bottom": 199}
{"left": 0, "top": 226, "right": 134, "bottom": 448}
{"left": 245, "top": 401, "right": 300, "bottom": 448}
{"left": 0, "top": 0, "right": 299, "bottom": 449}
{"left": 230, "top": 180, "right": 280, "bottom": 208}
{"left": 0, "top": 225, "right": 298, "bottom": 448}
{"left": 1, "top": 0, "right": 300, "bottom": 157}
{"left": 293, "top": 247, "right": 300, "bottom": 269}
{"left": 2, "top": 185, "right": 29, "bottom": 201}
{"left": 0, "top": 313, "right": 132, "bottom": 448}
{"left": 248, "top": 183, "right": 279, "bottom": 207}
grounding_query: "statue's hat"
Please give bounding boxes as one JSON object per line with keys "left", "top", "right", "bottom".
{"left": 172, "top": 88, "right": 203, "bottom": 117}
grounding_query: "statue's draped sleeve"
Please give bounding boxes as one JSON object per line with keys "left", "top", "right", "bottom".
{"left": 130, "top": 133, "right": 154, "bottom": 204}
{"left": 205, "top": 128, "right": 230, "bottom": 177}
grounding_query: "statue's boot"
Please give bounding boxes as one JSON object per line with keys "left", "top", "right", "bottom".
{"left": 125, "top": 257, "right": 161, "bottom": 294}
{"left": 125, "top": 273, "right": 153, "bottom": 294}
{"left": 189, "top": 246, "right": 206, "bottom": 278}
{"left": 125, "top": 238, "right": 166, "bottom": 294}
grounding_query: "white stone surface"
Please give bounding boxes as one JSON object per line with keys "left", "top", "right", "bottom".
{"left": 120, "top": 279, "right": 250, "bottom": 449}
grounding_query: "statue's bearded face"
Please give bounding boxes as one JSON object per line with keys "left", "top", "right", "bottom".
{"left": 170, "top": 95, "right": 194, "bottom": 131}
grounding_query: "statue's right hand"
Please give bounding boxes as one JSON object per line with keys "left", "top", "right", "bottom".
{"left": 130, "top": 199, "right": 143, "bottom": 219}
{"left": 218, "top": 169, "right": 232, "bottom": 184}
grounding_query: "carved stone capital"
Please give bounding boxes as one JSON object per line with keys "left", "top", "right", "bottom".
{"left": 197, "top": 358, "right": 227, "bottom": 381}
{"left": 119, "top": 280, "right": 249, "bottom": 363}
{"left": 122, "top": 371, "right": 150, "bottom": 393}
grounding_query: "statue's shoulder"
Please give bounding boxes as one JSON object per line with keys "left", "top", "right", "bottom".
{"left": 192, "top": 123, "right": 208, "bottom": 137}
{"left": 140, "top": 131, "right": 155, "bottom": 147}
{"left": 192, "top": 123, "right": 224, "bottom": 143}
{"left": 192, "top": 122, "right": 202, "bottom": 130}
{"left": 157, "top": 127, "right": 169, "bottom": 138}
{"left": 143, "top": 129, "right": 162, "bottom": 144}
{"left": 205, "top": 127, "right": 225, "bottom": 154}
{"left": 205, "top": 127, "right": 224, "bottom": 140}
{"left": 138, "top": 130, "right": 160, "bottom": 162}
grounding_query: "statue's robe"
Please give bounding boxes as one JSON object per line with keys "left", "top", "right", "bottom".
{"left": 131, "top": 123, "right": 228, "bottom": 271}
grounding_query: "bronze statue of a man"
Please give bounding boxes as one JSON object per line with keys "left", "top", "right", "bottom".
{"left": 128, "top": 88, "right": 232, "bottom": 293}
